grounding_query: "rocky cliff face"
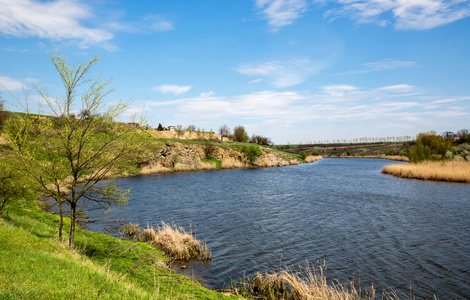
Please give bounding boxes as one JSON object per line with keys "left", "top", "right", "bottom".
{"left": 146, "top": 141, "right": 300, "bottom": 173}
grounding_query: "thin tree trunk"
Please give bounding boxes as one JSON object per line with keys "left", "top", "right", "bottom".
{"left": 69, "top": 202, "right": 76, "bottom": 250}
{"left": 58, "top": 201, "right": 63, "bottom": 242}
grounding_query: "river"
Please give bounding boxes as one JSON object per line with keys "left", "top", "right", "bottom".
{"left": 84, "top": 158, "right": 470, "bottom": 299}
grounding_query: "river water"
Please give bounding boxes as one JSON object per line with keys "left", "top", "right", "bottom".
{"left": 84, "top": 158, "right": 470, "bottom": 299}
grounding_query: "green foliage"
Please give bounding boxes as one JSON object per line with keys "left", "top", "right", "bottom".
{"left": 232, "top": 125, "right": 248, "bottom": 142}
{"left": 0, "top": 200, "right": 235, "bottom": 299}
{"left": 448, "top": 143, "right": 470, "bottom": 160}
{"left": 299, "top": 152, "right": 308, "bottom": 160}
{"left": 201, "top": 157, "right": 222, "bottom": 169}
{"left": 157, "top": 123, "right": 164, "bottom": 131}
{"left": 409, "top": 131, "right": 453, "bottom": 163}
{"left": 241, "top": 145, "right": 263, "bottom": 164}
{"left": 4, "top": 52, "right": 145, "bottom": 249}
{"left": 311, "top": 151, "right": 319, "bottom": 156}
{"left": 385, "top": 149, "right": 396, "bottom": 156}
{"left": 345, "top": 149, "right": 351, "bottom": 156}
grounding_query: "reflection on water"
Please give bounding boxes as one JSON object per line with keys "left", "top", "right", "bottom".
{"left": 84, "top": 158, "right": 470, "bottom": 299}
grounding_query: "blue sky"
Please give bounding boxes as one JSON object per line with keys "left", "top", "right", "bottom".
{"left": 1, "top": 0, "right": 469, "bottom": 144}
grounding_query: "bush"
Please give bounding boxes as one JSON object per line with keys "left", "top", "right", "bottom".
{"left": 409, "top": 131, "right": 453, "bottom": 163}
{"left": 157, "top": 123, "right": 164, "bottom": 131}
{"left": 232, "top": 125, "right": 249, "bottom": 142}
{"left": 250, "top": 134, "right": 272, "bottom": 146}
{"left": 385, "top": 149, "right": 396, "bottom": 156}
{"left": 204, "top": 143, "right": 217, "bottom": 158}
{"left": 311, "top": 151, "right": 319, "bottom": 156}
{"left": 241, "top": 145, "right": 262, "bottom": 164}
{"left": 299, "top": 152, "right": 308, "bottom": 160}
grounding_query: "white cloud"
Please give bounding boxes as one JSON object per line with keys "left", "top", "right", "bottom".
{"left": 200, "top": 91, "right": 214, "bottom": 97}
{"left": 255, "top": 0, "right": 308, "bottom": 30}
{"left": 0, "top": 0, "right": 114, "bottom": 47}
{"left": 235, "top": 58, "right": 325, "bottom": 88}
{"left": 143, "top": 14, "right": 174, "bottom": 31}
{"left": 145, "top": 83, "right": 469, "bottom": 143}
{"left": 344, "top": 59, "right": 417, "bottom": 74}
{"left": 0, "top": 75, "right": 37, "bottom": 91}
{"left": 322, "top": 0, "right": 470, "bottom": 30}
{"left": 153, "top": 85, "right": 192, "bottom": 95}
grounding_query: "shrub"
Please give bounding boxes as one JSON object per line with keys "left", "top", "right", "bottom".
{"left": 345, "top": 149, "right": 351, "bottom": 156}
{"left": 157, "top": 123, "right": 164, "bottom": 131}
{"left": 385, "top": 149, "right": 396, "bottom": 156}
{"left": 299, "top": 152, "right": 308, "bottom": 160}
{"left": 204, "top": 143, "right": 217, "bottom": 158}
{"left": 233, "top": 125, "right": 249, "bottom": 142}
{"left": 311, "top": 151, "right": 319, "bottom": 156}
{"left": 250, "top": 134, "right": 272, "bottom": 146}
{"left": 409, "top": 131, "right": 453, "bottom": 163}
{"left": 241, "top": 145, "right": 263, "bottom": 164}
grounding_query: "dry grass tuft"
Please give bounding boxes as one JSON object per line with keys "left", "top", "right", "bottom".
{"left": 304, "top": 155, "right": 323, "bottom": 163}
{"left": 173, "top": 163, "right": 194, "bottom": 172}
{"left": 257, "top": 158, "right": 271, "bottom": 167}
{"left": 383, "top": 155, "right": 409, "bottom": 162}
{"left": 289, "top": 159, "right": 300, "bottom": 165}
{"left": 381, "top": 160, "right": 470, "bottom": 183}
{"left": 140, "top": 163, "right": 170, "bottom": 175}
{"left": 231, "top": 263, "right": 408, "bottom": 300}
{"left": 120, "top": 222, "right": 143, "bottom": 240}
{"left": 197, "top": 161, "right": 217, "bottom": 170}
{"left": 143, "top": 221, "right": 211, "bottom": 261}
{"left": 221, "top": 159, "right": 246, "bottom": 169}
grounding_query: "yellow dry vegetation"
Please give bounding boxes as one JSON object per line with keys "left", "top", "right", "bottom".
{"left": 143, "top": 221, "right": 211, "bottom": 260}
{"left": 381, "top": 160, "right": 470, "bottom": 183}
{"left": 304, "top": 155, "right": 323, "bottom": 163}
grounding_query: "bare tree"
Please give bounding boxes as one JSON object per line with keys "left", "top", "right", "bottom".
{"left": 218, "top": 124, "right": 231, "bottom": 141}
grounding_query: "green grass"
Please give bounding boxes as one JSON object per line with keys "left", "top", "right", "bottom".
{"left": 0, "top": 199, "right": 239, "bottom": 299}
{"left": 202, "top": 157, "right": 222, "bottom": 169}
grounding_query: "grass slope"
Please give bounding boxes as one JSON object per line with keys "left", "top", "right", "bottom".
{"left": 0, "top": 200, "right": 238, "bottom": 299}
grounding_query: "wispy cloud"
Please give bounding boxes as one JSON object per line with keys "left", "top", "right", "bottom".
{"left": 235, "top": 58, "right": 326, "bottom": 88}
{"left": 255, "top": 0, "right": 308, "bottom": 30}
{"left": 0, "top": 75, "right": 37, "bottom": 91}
{"left": 0, "top": 0, "right": 113, "bottom": 47}
{"left": 153, "top": 85, "right": 192, "bottom": 95}
{"left": 344, "top": 59, "right": 417, "bottom": 74}
{"left": 321, "top": 0, "right": 470, "bottom": 30}
{"left": 145, "top": 83, "right": 469, "bottom": 142}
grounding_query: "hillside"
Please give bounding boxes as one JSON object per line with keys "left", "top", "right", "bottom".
{"left": 276, "top": 141, "right": 412, "bottom": 159}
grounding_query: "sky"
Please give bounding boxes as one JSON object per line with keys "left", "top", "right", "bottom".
{"left": 0, "top": 0, "right": 469, "bottom": 144}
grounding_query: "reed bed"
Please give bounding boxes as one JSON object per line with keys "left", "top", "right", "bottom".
{"left": 140, "top": 163, "right": 170, "bottom": 175}
{"left": 304, "top": 155, "right": 323, "bottom": 163}
{"left": 220, "top": 159, "right": 246, "bottom": 169}
{"left": 232, "top": 264, "right": 406, "bottom": 300}
{"left": 173, "top": 163, "right": 194, "bottom": 172}
{"left": 197, "top": 161, "right": 217, "bottom": 170}
{"left": 381, "top": 160, "right": 470, "bottom": 183}
{"left": 231, "top": 264, "right": 413, "bottom": 300}
{"left": 143, "top": 221, "right": 211, "bottom": 261}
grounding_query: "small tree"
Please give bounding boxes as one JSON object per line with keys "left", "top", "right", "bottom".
{"left": 233, "top": 125, "right": 248, "bottom": 142}
{"left": 5, "top": 52, "right": 142, "bottom": 249}
{"left": 175, "top": 125, "right": 185, "bottom": 139}
{"left": 187, "top": 125, "right": 193, "bottom": 138}
{"left": 157, "top": 123, "right": 164, "bottom": 131}
{"left": 218, "top": 124, "right": 231, "bottom": 141}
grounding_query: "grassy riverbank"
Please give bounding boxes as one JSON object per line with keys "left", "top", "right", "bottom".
{"left": 381, "top": 160, "right": 470, "bottom": 183}
{"left": 0, "top": 199, "right": 238, "bottom": 299}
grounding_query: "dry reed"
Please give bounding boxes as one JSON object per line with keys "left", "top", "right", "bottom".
{"left": 140, "top": 163, "right": 170, "bottom": 175}
{"left": 143, "top": 221, "right": 211, "bottom": 261}
{"left": 381, "top": 160, "right": 470, "bottom": 183}
{"left": 221, "top": 159, "right": 245, "bottom": 169}
{"left": 173, "top": 163, "right": 194, "bottom": 172}
{"left": 197, "top": 161, "right": 217, "bottom": 170}
{"left": 232, "top": 263, "right": 407, "bottom": 300}
{"left": 304, "top": 155, "right": 323, "bottom": 163}
{"left": 289, "top": 159, "right": 300, "bottom": 165}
